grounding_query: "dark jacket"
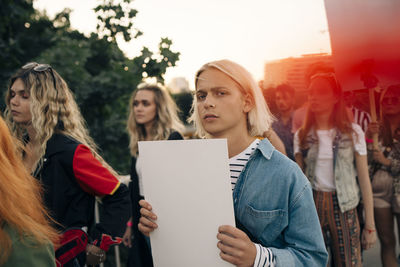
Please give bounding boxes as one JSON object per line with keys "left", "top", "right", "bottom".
{"left": 34, "top": 134, "right": 131, "bottom": 265}
{"left": 128, "top": 131, "right": 183, "bottom": 267}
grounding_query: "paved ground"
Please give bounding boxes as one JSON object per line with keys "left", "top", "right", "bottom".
{"left": 362, "top": 233, "right": 400, "bottom": 267}
{"left": 363, "top": 240, "right": 400, "bottom": 267}
{"left": 363, "top": 239, "right": 383, "bottom": 267}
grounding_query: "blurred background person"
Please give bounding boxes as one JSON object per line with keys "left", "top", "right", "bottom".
{"left": 4, "top": 62, "right": 131, "bottom": 267}
{"left": 344, "top": 90, "right": 371, "bottom": 134}
{"left": 367, "top": 84, "right": 400, "bottom": 267}
{"left": 0, "top": 116, "right": 58, "bottom": 266}
{"left": 294, "top": 72, "right": 376, "bottom": 266}
{"left": 123, "top": 84, "right": 184, "bottom": 267}
{"left": 292, "top": 62, "right": 336, "bottom": 134}
{"left": 259, "top": 82, "right": 287, "bottom": 155}
{"left": 272, "top": 83, "right": 296, "bottom": 160}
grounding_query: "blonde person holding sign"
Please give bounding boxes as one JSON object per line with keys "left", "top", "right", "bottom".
{"left": 137, "top": 59, "right": 328, "bottom": 267}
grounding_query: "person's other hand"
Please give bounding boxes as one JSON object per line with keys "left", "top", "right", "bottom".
{"left": 217, "top": 225, "right": 257, "bottom": 267}
{"left": 138, "top": 200, "right": 158, "bottom": 237}
{"left": 122, "top": 225, "right": 132, "bottom": 247}
{"left": 373, "top": 150, "right": 391, "bottom": 166}
{"left": 361, "top": 228, "right": 377, "bottom": 250}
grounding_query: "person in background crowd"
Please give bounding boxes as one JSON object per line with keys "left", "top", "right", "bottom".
{"left": 0, "top": 115, "right": 58, "bottom": 267}
{"left": 294, "top": 72, "right": 376, "bottom": 266}
{"left": 344, "top": 90, "right": 371, "bottom": 133}
{"left": 258, "top": 82, "right": 289, "bottom": 155}
{"left": 272, "top": 83, "right": 296, "bottom": 160}
{"left": 4, "top": 62, "right": 131, "bottom": 267}
{"left": 122, "top": 84, "right": 184, "bottom": 267}
{"left": 292, "top": 62, "right": 336, "bottom": 134}
{"left": 367, "top": 84, "right": 400, "bottom": 267}
{"left": 138, "top": 59, "right": 328, "bottom": 266}
{"left": 291, "top": 103, "right": 308, "bottom": 134}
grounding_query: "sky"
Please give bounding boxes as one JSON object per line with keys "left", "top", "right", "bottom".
{"left": 33, "top": 0, "right": 332, "bottom": 88}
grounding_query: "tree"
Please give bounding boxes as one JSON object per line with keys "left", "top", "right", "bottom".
{"left": 1, "top": 0, "right": 180, "bottom": 173}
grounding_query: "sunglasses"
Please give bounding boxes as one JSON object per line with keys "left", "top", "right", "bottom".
{"left": 382, "top": 96, "right": 400, "bottom": 105}
{"left": 22, "top": 62, "right": 57, "bottom": 91}
{"left": 22, "top": 62, "right": 52, "bottom": 71}
{"left": 309, "top": 72, "right": 341, "bottom": 91}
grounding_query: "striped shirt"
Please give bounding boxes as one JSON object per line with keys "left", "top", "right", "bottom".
{"left": 352, "top": 106, "right": 371, "bottom": 133}
{"left": 229, "top": 139, "right": 275, "bottom": 267}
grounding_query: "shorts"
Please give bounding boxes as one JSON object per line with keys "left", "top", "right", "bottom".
{"left": 372, "top": 169, "right": 400, "bottom": 213}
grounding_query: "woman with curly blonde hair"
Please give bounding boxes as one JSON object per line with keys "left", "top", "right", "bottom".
{"left": 0, "top": 115, "right": 57, "bottom": 266}
{"left": 4, "top": 62, "right": 131, "bottom": 267}
{"left": 123, "top": 84, "right": 184, "bottom": 267}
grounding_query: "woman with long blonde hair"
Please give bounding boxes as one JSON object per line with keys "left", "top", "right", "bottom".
{"left": 4, "top": 62, "right": 131, "bottom": 267}
{"left": 0, "top": 115, "right": 57, "bottom": 266}
{"left": 123, "top": 84, "right": 184, "bottom": 267}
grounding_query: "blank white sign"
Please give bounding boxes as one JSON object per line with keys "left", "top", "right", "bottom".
{"left": 138, "top": 139, "right": 235, "bottom": 267}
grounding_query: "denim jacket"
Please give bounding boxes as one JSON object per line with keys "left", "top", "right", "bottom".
{"left": 302, "top": 129, "right": 360, "bottom": 213}
{"left": 233, "top": 138, "right": 328, "bottom": 267}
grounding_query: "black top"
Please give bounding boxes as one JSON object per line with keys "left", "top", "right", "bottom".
{"left": 128, "top": 131, "right": 183, "bottom": 267}
{"left": 34, "top": 134, "right": 131, "bottom": 252}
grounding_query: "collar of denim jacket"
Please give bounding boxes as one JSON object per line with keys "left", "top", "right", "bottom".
{"left": 257, "top": 138, "right": 274, "bottom": 160}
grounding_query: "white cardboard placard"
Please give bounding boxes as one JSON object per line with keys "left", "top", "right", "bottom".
{"left": 138, "top": 139, "right": 235, "bottom": 267}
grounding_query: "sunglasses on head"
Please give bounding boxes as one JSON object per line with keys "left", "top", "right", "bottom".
{"left": 22, "top": 62, "right": 57, "bottom": 91}
{"left": 22, "top": 62, "right": 52, "bottom": 72}
{"left": 309, "top": 72, "right": 341, "bottom": 91}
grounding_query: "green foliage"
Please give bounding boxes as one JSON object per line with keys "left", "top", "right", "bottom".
{"left": 1, "top": 0, "right": 180, "bottom": 173}
{"left": 94, "top": 0, "right": 142, "bottom": 42}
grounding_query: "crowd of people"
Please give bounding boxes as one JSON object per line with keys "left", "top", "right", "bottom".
{"left": 0, "top": 58, "right": 399, "bottom": 267}
{"left": 263, "top": 67, "right": 400, "bottom": 267}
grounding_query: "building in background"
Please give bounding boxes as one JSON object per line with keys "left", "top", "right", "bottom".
{"left": 262, "top": 53, "right": 333, "bottom": 107}
{"left": 263, "top": 53, "right": 333, "bottom": 92}
{"left": 167, "top": 77, "right": 191, "bottom": 94}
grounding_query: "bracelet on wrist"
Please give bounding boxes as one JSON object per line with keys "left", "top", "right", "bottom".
{"left": 364, "top": 228, "right": 376, "bottom": 234}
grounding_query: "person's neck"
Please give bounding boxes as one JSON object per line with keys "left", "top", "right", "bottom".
{"left": 26, "top": 124, "right": 37, "bottom": 143}
{"left": 144, "top": 122, "right": 154, "bottom": 141}
{"left": 279, "top": 109, "right": 293, "bottom": 125}
{"left": 314, "top": 112, "right": 333, "bottom": 130}
{"left": 211, "top": 130, "right": 255, "bottom": 158}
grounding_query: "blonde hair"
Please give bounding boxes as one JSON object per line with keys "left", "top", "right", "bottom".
{"left": 4, "top": 63, "right": 118, "bottom": 176}
{"left": 189, "top": 59, "right": 273, "bottom": 138}
{"left": 0, "top": 116, "right": 58, "bottom": 264}
{"left": 127, "top": 84, "right": 184, "bottom": 155}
